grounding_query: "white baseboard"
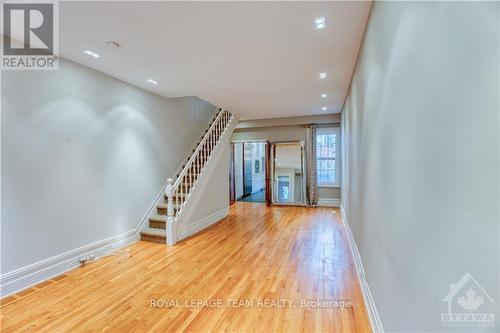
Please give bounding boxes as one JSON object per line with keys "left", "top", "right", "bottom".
{"left": 339, "top": 202, "right": 384, "bottom": 333}
{"left": 318, "top": 198, "right": 340, "bottom": 207}
{"left": 0, "top": 229, "right": 138, "bottom": 298}
{"left": 181, "top": 207, "right": 229, "bottom": 240}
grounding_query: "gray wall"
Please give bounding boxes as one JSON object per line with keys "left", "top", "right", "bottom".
{"left": 1, "top": 59, "right": 216, "bottom": 273}
{"left": 341, "top": 2, "right": 499, "bottom": 332}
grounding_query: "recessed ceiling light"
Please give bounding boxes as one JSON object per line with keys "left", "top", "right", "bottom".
{"left": 319, "top": 72, "right": 327, "bottom": 79}
{"left": 322, "top": 107, "right": 327, "bottom": 111}
{"left": 105, "top": 40, "right": 120, "bottom": 49}
{"left": 321, "top": 93, "right": 327, "bottom": 98}
{"left": 147, "top": 79, "right": 158, "bottom": 85}
{"left": 83, "top": 49, "right": 100, "bottom": 58}
{"left": 314, "top": 17, "right": 326, "bottom": 30}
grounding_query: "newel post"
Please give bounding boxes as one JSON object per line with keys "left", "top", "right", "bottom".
{"left": 165, "top": 178, "right": 175, "bottom": 223}
{"left": 165, "top": 178, "right": 176, "bottom": 245}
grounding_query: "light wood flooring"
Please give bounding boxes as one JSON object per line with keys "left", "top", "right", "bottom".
{"left": 1, "top": 202, "right": 371, "bottom": 332}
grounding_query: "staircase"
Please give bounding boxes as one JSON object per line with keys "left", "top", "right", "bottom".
{"left": 140, "top": 108, "right": 234, "bottom": 245}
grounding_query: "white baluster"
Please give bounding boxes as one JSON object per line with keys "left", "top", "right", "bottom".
{"left": 184, "top": 175, "right": 187, "bottom": 195}
{"left": 193, "top": 155, "right": 196, "bottom": 176}
{"left": 198, "top": 152, "right": 201, "bottom": 175}
{"left": 190, "top": 166, "right": 193, "bottom": 188}
{"left": 201, "top": 146, "right": 204, "bottom": 167}
{"left": 179, "top": 176, "right": 184, "bottom": 203}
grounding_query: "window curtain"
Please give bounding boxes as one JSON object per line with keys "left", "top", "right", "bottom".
{"left": 306, "top": 124, "right": 319, "bottom": 206}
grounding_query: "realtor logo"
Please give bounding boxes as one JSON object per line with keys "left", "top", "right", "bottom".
{"left": 2, "top": 1, "right": 58, "bottom": 69}
{"left": 442, "top": 273, "right": 495, "bottom": 328}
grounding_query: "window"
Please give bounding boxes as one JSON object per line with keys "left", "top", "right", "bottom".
{"left": 316, "top": 127, "right": 339, "bottom": 187}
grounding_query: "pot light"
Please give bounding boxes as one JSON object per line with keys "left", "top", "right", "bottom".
{"left": 105, "top": 41, "right": 120, "bottom": 49}
{"left": 321, "top": 93, "right": 327, "bottom": 98}
{"left": 314, "top": 17, "right": 326, "bottom": 30}
{"left": 319, "top": 72, "right": 327, "bottom": 79}
{"left": 83, "top": 49, "right": 100, "bottom": 58}
{"left": 147, "top": 79, "right": 158, "bottom": 85}
{"left": 322, "top": 107, "right": 327, "bottom": 111}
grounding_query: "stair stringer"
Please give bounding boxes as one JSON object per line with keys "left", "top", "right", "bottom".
{"left": 167, "top": 116, "right": 238, "bottom": 245}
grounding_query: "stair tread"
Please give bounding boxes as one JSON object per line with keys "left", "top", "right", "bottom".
{"left": 149, "top": 214, "right": 167, "bottom": 222}
{"left": 141, "top": 227, "right": 166, "bottom": 236}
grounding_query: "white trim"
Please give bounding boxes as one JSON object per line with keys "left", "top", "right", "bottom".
{"left": 0, "top": 229, "right": 138, "bottom": 298}
{"left": 180, "top": 207, "right": 229, "bottom": 240}
{"left": 339, "top": 201, "right": 384, "bottom": 333}
{"left": 317, "top": 198, "right": 340, "bottom": 207}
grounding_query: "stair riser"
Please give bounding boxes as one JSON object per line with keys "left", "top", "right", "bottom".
{"left": 141, "top": 234, "right": 166, "bottom": 243}
{"left": 150, "top": 220, "right": 166, "bottom": 229}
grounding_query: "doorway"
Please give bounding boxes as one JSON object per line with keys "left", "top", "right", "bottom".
{"left": 231, "top": 141, "right": 268, "bottom": 203}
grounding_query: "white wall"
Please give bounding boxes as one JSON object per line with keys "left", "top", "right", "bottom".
{"left": 341, "top": 2, "right": 499, "bottom": 331}
{"left": 1, "top": 59, "right": 216, "bottom": 274}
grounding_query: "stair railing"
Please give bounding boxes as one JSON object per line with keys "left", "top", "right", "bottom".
{"left": 171, "top": 107, "right": 220, "bottom": 184}
{"left": 165, "top": 109, "right": 232, "bottom": 226}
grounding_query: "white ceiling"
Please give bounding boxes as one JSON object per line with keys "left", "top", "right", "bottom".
{"left": 58, "top": 1, "right": 371, "bottom": 120}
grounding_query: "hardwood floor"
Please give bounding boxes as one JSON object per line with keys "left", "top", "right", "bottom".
{"left": 1, "top": 202, "right": 371, "bottom": 332}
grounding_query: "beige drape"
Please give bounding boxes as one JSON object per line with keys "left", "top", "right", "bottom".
{"left": 306, "top": 124, "right": 319, "bottom": 206}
